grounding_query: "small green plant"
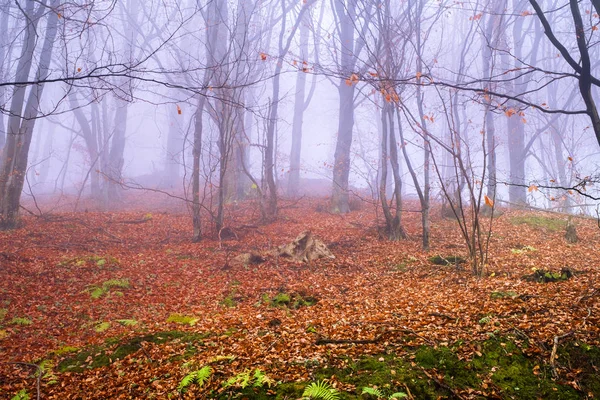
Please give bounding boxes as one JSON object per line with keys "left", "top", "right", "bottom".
{"left": 272, "top": 292, "right": 291, "bottom": 306}
{"left": 38, "top": 359, "right": 58, "bottom": 385}
{"left": 511, "top": 245, "right": 536, "bottom": 255}
{"left": 166, "top": 313, "right": 198, "bottom": 326}
{"left": 116, "top": 319, "right": 138, "bottom": 327}
{"left": 178, "top": 366, "right": 212, "bottom": 394}
{"left": 302, "top": 380, "right": 340, "bottom": 400}
{"left": 525, "top": 267, "right": 574, "bottom": 283}
{"left": 11, "top": 389, "right": 30, "bottom": 400}
{"left": 262, "top": 291, "right": 318, "bottom": 309}
{"left": 10, "top": 317, "right": 32, "bottom": 326}
{"left": 223, "top": 368, "right": 274, "bottom": 389}
{"left": 94, "top": 322, "right": 111, "bottom": 332}
{"left": 0, "top": 307, "right": 7, "bottom": 320}
{"left": 362, "top": 386, "right": 408, "bottom": 399}
{"left": 88, "top": 278, "right": 130, "bottom": 299}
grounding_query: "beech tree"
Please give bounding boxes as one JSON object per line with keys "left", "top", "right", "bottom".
{"left": 0, "top": 0, "right": 59, "bottom": 229}
{"left": 329, "top": 0, "right": 373, "bottom": 213}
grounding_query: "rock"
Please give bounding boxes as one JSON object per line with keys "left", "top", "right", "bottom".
{"left": 277, "top": 231, "right": 335, "bottom": 263}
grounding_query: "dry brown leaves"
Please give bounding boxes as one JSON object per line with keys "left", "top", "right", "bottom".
{"left": 0, "top": 196, "right": 599, "bottom": 398}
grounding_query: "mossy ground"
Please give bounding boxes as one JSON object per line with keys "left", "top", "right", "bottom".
{"left": 36, "top": 328, "right": 600, "bottom": 399}
{"left": 261, "top": 291, "right": 319, "bottom": 309}
{"left": 256, "top": 336, "right": 592, "bottom": 399}
{"left": 57, "top": 330, "right": 209, "bottom": 373}
{"left": 510, "top": 215, "right": 565, "bottom": 232}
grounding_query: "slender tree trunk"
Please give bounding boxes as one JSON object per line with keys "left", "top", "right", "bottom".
{"left": 106, "top": 97, "right": 128, "bottom": 206}
{"left": 331, "top": 83, "right": 355, "bottom": 213}
{"left": 192, "top": 95, "right": 206, "bottom": 242}
{"left": 165, "top": 112, "right": 183, "bottom": 186}
{"left": 330, "top": 0, "right": 358, "bottom": 214}
{"left": 288, "top": 11, "right": 310, "bottom": 198}
{"left": 0, "top": 0, "right": 11, "bottom": 158}
{"left": 387, "top": 105, "right": 406, "bottom": 240}
{"left": 0, "top": 0, "right": 57, "bottom": 229}
{"left": 265, "top": 0, "right": 314, "bottom": 219}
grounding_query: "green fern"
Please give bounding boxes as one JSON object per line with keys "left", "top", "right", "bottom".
{"left": 11, "top": 389, "right": 30, "bottom": 400}
{"left": 361, "top": 387, "right": 407, "bottom": 399}
{"left": 252, "top": 368, "right": 275, "bottom": 387}
{"left": 38, "top": 360, "right": 58, "bottom": 385}
{"left": 178, "top": 366, "right": 212, "bottom": 393}
{"left": 10, "top": 317, "right": 32, "bottom": 326}
{"left": 223, "top": 370, "right": 252, "bottom": 389}
{"left": 302, "top": 380, "right": 340, "bottom": 400}
{"left": 362, "top": 387, "right": 384, "bottom": 398}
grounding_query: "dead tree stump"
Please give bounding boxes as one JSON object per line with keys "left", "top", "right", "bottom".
{"left": 277, "top": 231, "right": 335, "bottom": 263}
{"left": 565, "top": 217, "right": 578, "bottom": 244}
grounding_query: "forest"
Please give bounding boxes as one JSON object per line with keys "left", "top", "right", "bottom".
{"left": 1, "top": 0, "right": 600, "bottom": 399}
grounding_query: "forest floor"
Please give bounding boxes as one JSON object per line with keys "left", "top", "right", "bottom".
{"left": 1, "top": 195, "right": 599, "bottom": 399}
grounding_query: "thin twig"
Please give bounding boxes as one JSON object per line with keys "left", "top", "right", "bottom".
{"left": 550, "top": 331, "right": 575, "bottom": 379}
{"left": 1, "top": 362, "right": 41, "bottom": 400}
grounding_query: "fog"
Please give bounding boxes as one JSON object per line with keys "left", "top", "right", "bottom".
{"left": 1, "top": 0, "right": 600, "bottom": 235}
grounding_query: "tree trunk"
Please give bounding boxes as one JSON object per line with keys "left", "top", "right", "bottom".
{"left": 192, "top": 95, "right": 206, "bottom": 242}
{"left": 0, "top": 0, "right": 11, "bottom": 159}
{"left": 106, "top": 97, "right": 128, "bottom": 206}
{"left": 288, "top": 11, "right": 310, "bottom": 198}
{"left": 0, "top": 0, "right": 57, "bottom": 229}
{"left": 331, "top": 83, "right": 355, "bottom": 213}
{"left": 330, "top": 0, "right": 358, "bottom": 214}
{"left": 165, "top": 112, "right": 183, "bottom": 187}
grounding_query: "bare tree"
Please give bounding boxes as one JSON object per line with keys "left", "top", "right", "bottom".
{"left": 0, "top": 0, "right": 59, "bottom": 229}
{"left": 330, "top": 0, "right": 373, "bottom": 213}
{"left": 529, "top": 0, "right": 600, "bottom": 146}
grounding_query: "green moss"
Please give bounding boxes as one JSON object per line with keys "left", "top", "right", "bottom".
{"left": 94, "top": 321, "right": 111, "bottom": 332}
{"left": 510, "top": 215, "right": 565, "bottom": 232}
{"left": 524, "top": 268, "right": 574, "bottom": 283}
{"left": 10, "top": 317, "right": 32, "bottom": 325}
{"left": 52, "top": 345, "right": 79, "bottom": 356}
{"left": 275, "top": 382, "right": 306, "bottom": 399}
{"left": 471, "top": 338, "right": 580, "bottom": 399}
{"left": 558, "top": 341, "right": 600, "bottom": 396}
{"left": 58, "top": 331, "right": 209, "bottom": 373}
{"left": 415, "top": 346, "right": 480, "bottom": 388}
{"left": 220, "top": 295, "right": 237, "bottom": 308}
{"left": 166, "top": 313, "right": 199, "bottom": 326}
{"left": 490, "top": 291, "right": 518, "bottom": 299}
{"left": 263, "top": 292, "right": 318, "bottom": 309}
{"left": 272, "top": 292, "right": 291, "bottom": 306}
